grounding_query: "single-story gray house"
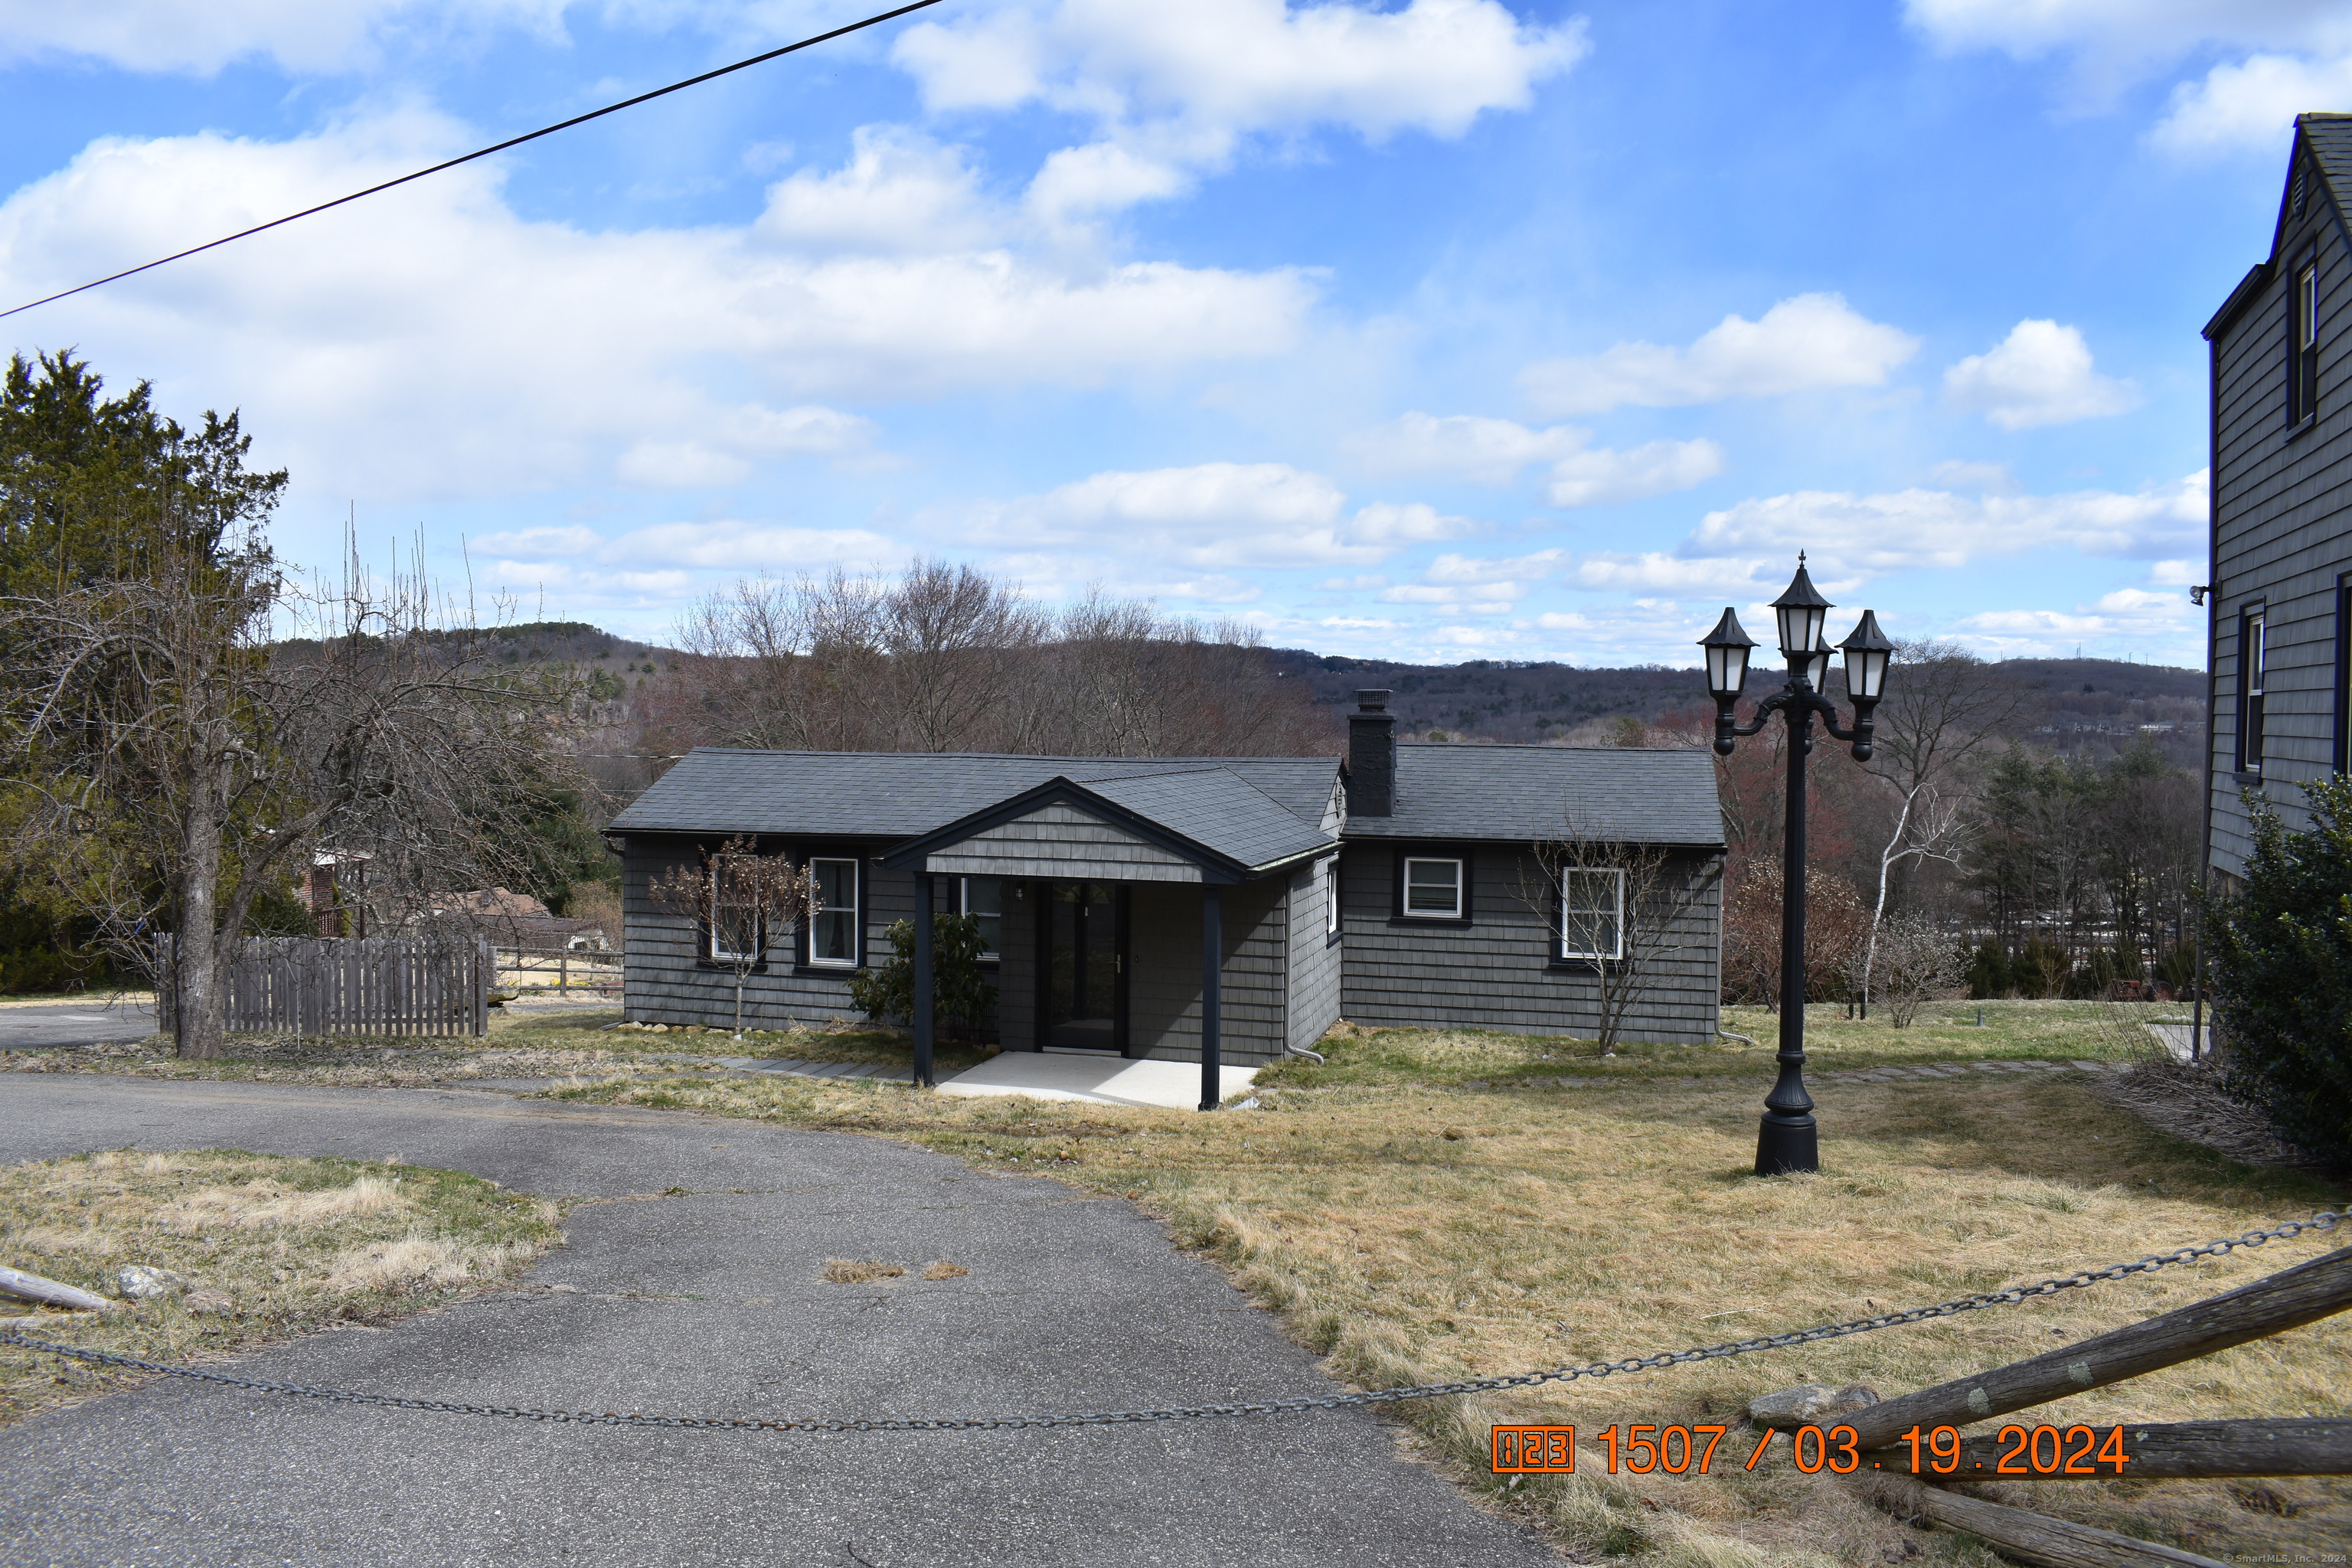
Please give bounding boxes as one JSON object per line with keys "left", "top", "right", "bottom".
{"left": 605, "top": 692, "right": 1725, "bottom": 1101}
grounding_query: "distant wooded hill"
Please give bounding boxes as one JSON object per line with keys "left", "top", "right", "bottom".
{"left": 1266, "top": 648, "right": 2206, "bottom": 763}
{"left": 469, "top": 619, "right": 2206, "bottom": 769}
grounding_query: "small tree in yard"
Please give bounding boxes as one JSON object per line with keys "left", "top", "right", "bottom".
{"left": 1521, "top": 818, "right": 1721, "bottom": 1056}
{"left": 1870, "top": 913, "right": 1963, "bottom": 1027}
{"left": 848, "top": 913, "right": 995, "bottom": 1040}
{"left": 2201, "top": 779, "right": 2352, "bottom": 1165}
{"left": 647, "top": 838, "right": 820, "bottom": 1038}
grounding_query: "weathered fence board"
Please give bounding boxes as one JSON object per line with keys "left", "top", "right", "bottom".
{"left": 1857, "top": 1417, "right": 2352, "bottom": 1481}
{"left": 1855, "top": 1473, "right": 2229, "bottom": 1568}
{"left": 1831, "top": 1246, "right": 2352, "bottom": 1450}
{"left": 156, "top": 936, "right": 489, "bottom": 1037}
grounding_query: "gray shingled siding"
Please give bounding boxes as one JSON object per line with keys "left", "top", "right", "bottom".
{"left": 995, "top": 878, "right": 1037, "bottom": 1047}
{"left": 1123, "top": 879, "right": 1287, "bottom": 1065}
{"left": 1335, "top": 844, "right": 1721, "bottom": 1044}
{"left": 923, "top": 802, "right": 1204, "bottom": 884}
{"left": 2210, "top": 178, "right": 2352, "bottom": 881}
{"left": 1285, "top": 857, "right": 1344, "bottom": 1054}
{"left": 624, "top": 842, "right": 910, "bottom": 1030}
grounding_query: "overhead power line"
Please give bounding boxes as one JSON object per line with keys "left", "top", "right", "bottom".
{"left": 0, "top": 0, "right": 951, "bottom": 322}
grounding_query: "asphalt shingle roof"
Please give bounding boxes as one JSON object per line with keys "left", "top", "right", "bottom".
{"left": 609, "top": 749, "right": 1343, "bottom": 870}
{"left": 609, "top": 741, "right": 1723, "bottom": 866}
{"left": 1343, "top": 743, "right": 1725, "bottom": 849}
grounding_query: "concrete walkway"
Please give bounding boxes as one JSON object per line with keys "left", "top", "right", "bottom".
{"left": 940, "top": 1051, "right": 1262, "bottom": 1109}
{"left": 0, "top": 1075, "right": 1550, "bottom": 1568}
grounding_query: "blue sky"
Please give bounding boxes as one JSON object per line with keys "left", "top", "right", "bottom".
{"left": 2, "top": 1, "right": 2344, "bottom": 666}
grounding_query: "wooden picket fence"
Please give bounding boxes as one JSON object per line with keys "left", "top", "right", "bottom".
{"left": 156, "top": 935, "right": 490, "bottom": 1037}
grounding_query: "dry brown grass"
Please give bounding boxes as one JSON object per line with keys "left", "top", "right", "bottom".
{"left": 550, "top": 1017, "right": 2350, "bottom": 1566}
{"left": 921, "top": 1261, "right": 969, "bottom": 1280}
{"left": 821, "top": 1258, "right": 906, "bottom": 1284}
{"left": 1, "top": 1149, "right": 560, "bottom": 1426}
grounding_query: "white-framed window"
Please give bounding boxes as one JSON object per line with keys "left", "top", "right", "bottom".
{"left": 1321, "top": 854, "right": 1341, "bottom": 936}
{"left": 1561, "top": 868, "right": 1625, "bottom": 962}
{"left": 2243, "top": 607, "right": 2268, "bottom": 775}
{"left": 959, "top": 875, "right": 1003, "bottom": 959}
{"left": 709, "top": 861, "right": 763, "bottom": 963}
{"left": 2298, "top": 261, "right": 2321, "bottom": 421}
{"left": 808, "top": 858, "right": 860, "bottom": 967}
{"left": 1403, "top": 856, "right": 1463, "bottom": 919}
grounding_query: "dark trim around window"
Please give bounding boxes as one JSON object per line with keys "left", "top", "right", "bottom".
{"left": 1388, "top": 844, "right": 1475, "bottom": 927}
{"left": 2338, "top": 577, "right": 2352, "bottom": 777}
{"left": 2238, "top": 604, "right": 2267, "bottom": 777}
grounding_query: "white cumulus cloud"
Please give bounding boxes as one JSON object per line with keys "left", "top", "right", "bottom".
{"left": 1342, "top": 412, "right": 1587, "bottom": 485}
{"left": 1517, "top": 293, "right": 1919, "bottom": 416}
{"left": 942, "top": 461, "right": 1478, "bottom": 570}
{"left": 1942, "top": 319, "right": 2140, "bottom": 430}
{"left": 0, "top": 113, "right": 1315, "bottom": 504}
{"left": 0, "top": 0, "right": 569, "bottom": 74}
{"left": 1544, "top": 439, "right": 1726, "bottom": 508}
{"left": 2154, "top": 52, "right": 2352, "bottom": 155}
{"left": 897, "top": 0, "right": 1587, "bottom": 216}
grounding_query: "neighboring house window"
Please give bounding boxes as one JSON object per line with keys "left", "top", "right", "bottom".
{"left": 2295, "top": 260, "right": 2321, "bottom": 423}
{"left": 2337, "top": 578, "right": 2351, "bottom": 775}
{"left": 2242, "top": 608, "right": 2268, "bottom": 775}
{"left": 959, "top": 875, "right": 1002, "bottom": 959}
{"left": 1321, "top": 855, "right": 1341, "bottom": 936}
{"left": 1560, "top": 869, "right": 1625, "bottom": 962}
{"left": 808, "top": 858, "right": 860, "bottom": 966}
{"left": 709, "top": 861, "right": 763, "bottom": 963}
{"left": 1402, "top": 857, "right": 1464, "bottom": 919}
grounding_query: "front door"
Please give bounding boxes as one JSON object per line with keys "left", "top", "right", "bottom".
{"left": 1040, "top": 880, "right": 1125, "bottom": 1052}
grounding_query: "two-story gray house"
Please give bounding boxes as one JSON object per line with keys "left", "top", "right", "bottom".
{"left": 2203, "top": 113, "right": 2352, "bottom": 887}
{"left": 605, "top": 692, "right": 1725, "bottom": 1080}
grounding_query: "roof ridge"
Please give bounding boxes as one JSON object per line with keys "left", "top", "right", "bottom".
{"left": 687, "top": 746, "right": 1338, "bottom": 764}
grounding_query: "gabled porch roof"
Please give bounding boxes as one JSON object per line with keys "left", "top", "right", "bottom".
{"left": 877, "top": 769, "right": 1338, "bottom": 884}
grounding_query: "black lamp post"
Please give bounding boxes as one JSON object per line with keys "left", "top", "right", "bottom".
{"left": 1700, "top": 556, "right": 1893, "bottom": 1176}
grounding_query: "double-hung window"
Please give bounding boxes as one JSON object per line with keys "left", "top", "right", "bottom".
{"left": 2243, "top": 609, "right": 2268, "bottom": 776}
{"left": 1321, "top": 855, "right": 1341, "bottom": 936}
{"left": 959, "top": 875, "right": 1002, "bottom": 959}
{"left": 2295, "top": 260, "right": 2321, "bottom": 423}
{"left": 709, "top": 861, "right": 763, "bottom": 963}
{"left": 1560, "top": 869, "right": 1625, "bottom": 962}
{"left": 808, "top": 858, "right": 860, "bottom": 967}
{"left": 1402, "top": 857, "right": 1463, "bottom": 919}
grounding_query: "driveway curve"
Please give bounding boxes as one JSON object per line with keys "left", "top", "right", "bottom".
{"left": 0, "top": 1076, "right": 1556, "bottom": 1566}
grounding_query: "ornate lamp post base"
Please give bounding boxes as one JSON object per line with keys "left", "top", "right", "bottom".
{"left": 1756, "top": 1112, "right": 1818, "bottom": 1178}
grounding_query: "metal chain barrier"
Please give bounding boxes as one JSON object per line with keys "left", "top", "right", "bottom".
{"left": 4, "top": 1211, "right": 2340, "bottom": 1434}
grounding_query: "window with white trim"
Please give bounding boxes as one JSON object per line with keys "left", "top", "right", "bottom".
{"left": 2243, "top": 608, "right": 2268, "bottom": 775}
{"left": 2296, "top": 261, "right": 2321, "bottom": 422}
{"left": 1561, "top": 868, "right": 1625, "bottom": 962}
{"left": 808, "top": 858, "right": 859, "bottom": 966}
{"left": 1321, "top": 855, "right": 1341, "bottom": 936}
{"left": 1403, "top": 857, "right": 1463, "bottom": 919}
{"left": 709, "top": 861, "right": 763, "bottom": 963}
{"left": 959, "top": 875, "right": 1003, "bottom": 959}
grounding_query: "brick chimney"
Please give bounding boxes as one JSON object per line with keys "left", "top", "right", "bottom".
{"left": 1347, "top": 689, "right": 1395, "bottom": 817}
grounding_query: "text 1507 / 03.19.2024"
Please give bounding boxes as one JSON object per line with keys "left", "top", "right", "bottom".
{"left": 1490, "top": 1423, "right": 2141, "bottom": 1477}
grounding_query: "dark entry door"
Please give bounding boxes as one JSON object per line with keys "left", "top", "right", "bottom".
{"left": 1041, "top": 881, "right": 1125, "bottom": 1052}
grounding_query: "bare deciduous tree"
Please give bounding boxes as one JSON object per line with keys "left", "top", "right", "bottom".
{"left": 1856, "top": 642, "right": 2027, "bottom": 1010}
{"left": 1, "top": 541, "right": 580, "bottom": 1059}
{"left": 670, "top": 565, "right": 1331, "bottom": 760}
{"left": 645, "top": 836, "right": 822, "bottom": 1037}
{"left": 1520, "top": 818, "right": 1721, "bottom": 1055}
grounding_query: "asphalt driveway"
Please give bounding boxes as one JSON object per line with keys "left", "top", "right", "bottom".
{"left": 0, "top": 1076, "right": 1557, "bottom": 1567}
{"left": 0, "top": 1000, "right": 156, "bottom": 1052}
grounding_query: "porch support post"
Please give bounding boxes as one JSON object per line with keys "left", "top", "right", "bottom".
{"left": 1200, "top": 884, "right": 1223, "bottom": 1111}
{"left": 913, "top": 871, "right": 936, "bottom": 1088}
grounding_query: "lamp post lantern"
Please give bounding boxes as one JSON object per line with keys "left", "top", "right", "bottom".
{"left": 1701, "top": 557, "right": 1893, "bottom": 1176}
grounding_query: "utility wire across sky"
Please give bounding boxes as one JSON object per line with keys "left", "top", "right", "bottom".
{"left": 0, "top": 0, "right": 952, "bottom": 322}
